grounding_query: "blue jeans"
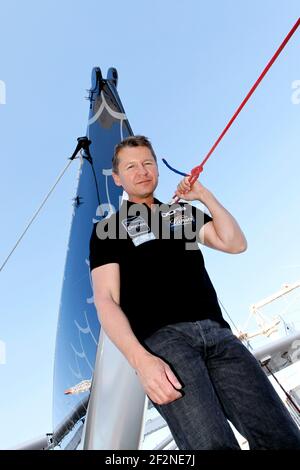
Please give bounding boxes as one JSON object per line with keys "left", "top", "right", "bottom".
{"left": 143, "top": 319, "right": 300, "bottom": 450}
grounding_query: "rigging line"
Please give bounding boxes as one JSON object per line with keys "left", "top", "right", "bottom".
{"left": 161, "top": 158, "right": 189, "bottom": 177}
{"left": 172, "top": 17, "right": 300, "bottom": 203}
{"left": 0, "top": 158, "right": 78, "bottom": 273}
{"left": 217, "top": 297, "right": 240, "bottom": 334}
{"left": 90, "top": 162, "right": 101, "bottom": 207}
{"left": 264, "top": 363, "right": 300, "bottom": 414}
{"left": 277, "top": 292, "right": 300, "bottom": 319}
{"left": 71, "top": 136, "right": 101, "bottom": 207}
{"left": 200, "top": 17, "right": 300, "bottom": 170}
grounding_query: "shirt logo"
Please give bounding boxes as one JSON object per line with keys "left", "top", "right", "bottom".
{"left": 121, "top": 215, "right": 156, "bottom": 246}
{"left": 161, "top": 206, "right": 194, "bottom": 230}
{"left": 161, "top": 206, "right": 186, "bottom": 217}
{"left": 172, "top": 214, "right": 194, "bottom": 227}
{"left": 122, "top": 215, "right": 150, "bottom": 236}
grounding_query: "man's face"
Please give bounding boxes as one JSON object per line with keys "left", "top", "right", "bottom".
{"left": 112, "top": 146, "right": 159, "bottom": 200}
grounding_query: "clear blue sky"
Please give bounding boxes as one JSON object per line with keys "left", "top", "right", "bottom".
{"left": 0, "top": 0, "right": 300, "bottom": 449}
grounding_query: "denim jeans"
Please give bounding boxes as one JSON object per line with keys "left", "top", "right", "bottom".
{"left": 143, "top": 319, "right": 300, "bottom": 450}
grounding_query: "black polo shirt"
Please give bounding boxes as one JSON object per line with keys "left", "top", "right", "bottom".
{"left": 89, "top": 197, "right": 230, "bottom": 343}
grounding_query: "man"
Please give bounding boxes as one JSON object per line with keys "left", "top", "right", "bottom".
{"left": 89, "top": 135, "right": 300, "bottom": 450}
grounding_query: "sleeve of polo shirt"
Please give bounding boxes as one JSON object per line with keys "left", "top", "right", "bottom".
{"left": 190, "top": 204, "right": 212, "bottom": 242}
{"left": 89, "top": 222, "right": 120, "bottom": 272}
{"left": 191, "top": 204, "right": 212, "bottom": 226}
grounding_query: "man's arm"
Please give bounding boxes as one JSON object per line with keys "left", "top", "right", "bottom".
{"left": 175, "top": 177, "right": 247, "bottom": 254}
{"left": 91, "top": 263, "right": 183, "bottom": 404}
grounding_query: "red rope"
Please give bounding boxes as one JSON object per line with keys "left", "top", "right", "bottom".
{"left": 173, "top": 17, "right": 300, "bottom": 202}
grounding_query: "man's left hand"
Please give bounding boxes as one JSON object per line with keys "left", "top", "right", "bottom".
{"left": 175, "top": 176, "right": 206, "bottom": 201}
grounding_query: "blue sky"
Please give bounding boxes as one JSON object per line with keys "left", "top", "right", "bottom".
{"left": 0, "top": 0, "right": 300, "bottom": 449}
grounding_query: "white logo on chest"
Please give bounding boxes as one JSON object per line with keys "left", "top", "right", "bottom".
{"left": 121, "top": 216, "right": 156, "bottom": 246}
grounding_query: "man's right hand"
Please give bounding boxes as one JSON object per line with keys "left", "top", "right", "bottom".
{"left": 134, "top": 352, "right": 183, "bottom": 405}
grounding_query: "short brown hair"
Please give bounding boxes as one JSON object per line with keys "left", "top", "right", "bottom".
{"left": 112, "top": 135, "right": 157, "bottom": 173}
